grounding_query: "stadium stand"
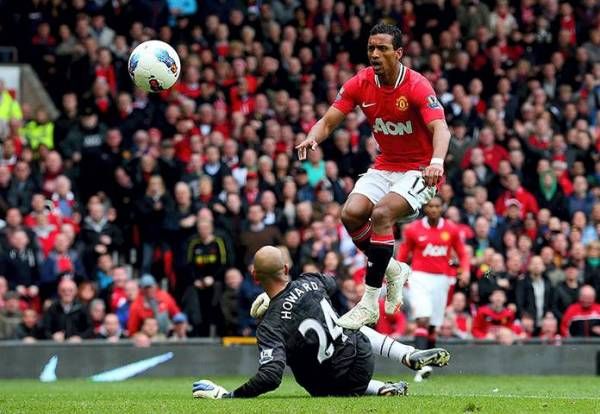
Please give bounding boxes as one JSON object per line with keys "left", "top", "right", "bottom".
{"left": 0, "top": 0, "right": 599, "bottom": 344}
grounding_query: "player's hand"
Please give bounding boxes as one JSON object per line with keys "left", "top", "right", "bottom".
{"left": 250, "top": 292, "right": 270, "bottom": 319}
{"left": 192, "top": 379, "right": 229, "bottom": 399}
{"left": 423, "top": 163, "right": 444, "bottom": 187}
{"left": 295, "top": 137, "right": 318, "bottom": 160}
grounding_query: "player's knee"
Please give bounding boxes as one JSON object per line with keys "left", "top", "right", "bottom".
{"left": 371, "top": 205, "right": 395, "bottom": 228}
{"left": 341, "top": 203, "right": 369, "bottom": 230}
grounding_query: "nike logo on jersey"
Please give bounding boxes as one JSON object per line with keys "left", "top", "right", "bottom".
{"left": 418, "top": 236, "right": 427, "bottom": 242}
{"left": 361, "top": 102, "right": 376, "bottom": 108}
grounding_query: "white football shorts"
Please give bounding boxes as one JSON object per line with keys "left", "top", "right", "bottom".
{"left": 407, "top": 271, "right": 455, "bottom": 327}
{"left": 350, "top": 168, "right": 436, "bottom": 213}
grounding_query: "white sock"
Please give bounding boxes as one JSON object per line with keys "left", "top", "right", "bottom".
{"left": 360, "top": 326, "right": 415, "bottom": 363}
{"left": 361, "top": 286, "right": 380, "bottom": 307}
{"left": 365, "top": 379, "right": 386, "bottom": 395}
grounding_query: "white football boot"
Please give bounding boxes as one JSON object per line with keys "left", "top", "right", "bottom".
{"left": 337, "top": 286, "right": 380, "bottom": 330}
{"left": 384, "top": 259, "right": 411, "bottom": 314}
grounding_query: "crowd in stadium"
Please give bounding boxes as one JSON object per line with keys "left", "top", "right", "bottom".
{"left": 0, "top": 0, "right": 599, "bottom": 344}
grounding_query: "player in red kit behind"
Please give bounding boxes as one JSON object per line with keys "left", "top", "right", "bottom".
{"left": 397, "top": 196, "right": 469, "bottom": 381}
{"left": 296, "top": 24, "right": 451, "bottom": 329}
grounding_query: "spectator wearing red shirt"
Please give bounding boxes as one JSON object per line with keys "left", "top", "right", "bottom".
{"left": 472, "top": 289, "right": 520, "bottom": 340}
{"left": 127, "top": 274, "right": 180, "bottom": 335}
{"left": 461, "top": 127, "right": 509, "bottom": 173}
{"left": 495, "top": 174, "right": 540, "bottom": 219}
{"left": 560, "top": 285, "right": 600, "bottom": 337}
{"left": 445, "top": 291, "right": 472, "bottom": 339}
{"left": 95, "top": 48, "right": 118, "bottom": 96}
{"left": 539, "top": 313, "right": 562, "bottom": 344}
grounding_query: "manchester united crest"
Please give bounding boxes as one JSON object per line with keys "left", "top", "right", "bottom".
{"left": 440, "top": 231, "right": 450, "bottom": 241}
{"left": 396, "top": 96, "right": 408, "bottom": 111}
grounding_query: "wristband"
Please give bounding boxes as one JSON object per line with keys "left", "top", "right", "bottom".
{"left": 430, "top": 158, "right": 444, "bottom": 166}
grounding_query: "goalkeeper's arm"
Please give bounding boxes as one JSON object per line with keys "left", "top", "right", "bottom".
{"left": 229, "top": 322, "right": 287, "bottom": 398}
{"left": 229, "top": 360, "right": 285, "bottom": 398}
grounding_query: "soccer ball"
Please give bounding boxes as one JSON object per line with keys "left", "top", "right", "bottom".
{"left": 128, "top": 40, "right": 180, "bottom": 93}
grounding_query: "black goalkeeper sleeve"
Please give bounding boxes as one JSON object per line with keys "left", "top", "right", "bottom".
{"left": 230, "top": 361, "right": 285, "bottom": 398}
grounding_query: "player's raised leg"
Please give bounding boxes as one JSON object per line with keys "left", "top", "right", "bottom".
{"left": 338, "top": 191, "right": 414, "bottom": 329}
{"left": 342, "top": 176, "right": 411, "bottom": 316}
{"left": 341, "top": 193, "right": 375, "bottom": 253}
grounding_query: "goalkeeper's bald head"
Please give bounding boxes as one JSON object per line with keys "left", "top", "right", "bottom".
{"left": 252, "top": 246, "right": 290, "bottom": 291}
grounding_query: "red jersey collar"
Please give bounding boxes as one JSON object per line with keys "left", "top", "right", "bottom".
{"left": 374, "top": 64, "right": 406, "bottom": 89}
{"left": 422, "top": 217, "right": 444, "bottom": 229}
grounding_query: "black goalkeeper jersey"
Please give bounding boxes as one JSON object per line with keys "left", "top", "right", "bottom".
{"left": 232, "top": 272, "right": 373, "bottom": 398}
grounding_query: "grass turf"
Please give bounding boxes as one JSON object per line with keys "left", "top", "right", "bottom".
{"left": 1, "top": 375, "right": 599, "bottom": 414}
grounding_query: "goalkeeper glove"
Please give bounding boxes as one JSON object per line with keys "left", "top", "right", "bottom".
{"left": 192, "top": 380, "right": 229, "bottom": 399}
{"left": 250, "top": 292, "right": 270, "bottom": 319}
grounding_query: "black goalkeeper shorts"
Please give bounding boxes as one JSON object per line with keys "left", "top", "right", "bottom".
{"left": 299, "top": 331, "right": 374, "bottom": 397}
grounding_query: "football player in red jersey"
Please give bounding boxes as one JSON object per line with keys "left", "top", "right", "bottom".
{"left": 296, "top": 24, "right": 451, "bottom": 329}
{"left": 397, "top": 196, "right": 469, "bottom": 381}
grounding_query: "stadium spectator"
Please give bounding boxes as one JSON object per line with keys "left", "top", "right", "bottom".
{"left": 239, "top": 204, "right": 282, "bottom": 266}
{"left": 0, "top": 80, "right": 22, "bottom": 122}
{"left": 1, "top": 230, "right": 39, "bottom": 295}
{"left": 135, "top": 316, "right": 167, "bottom": 344}
{"left": 539, "top": 313, "right": 561, "bottom": 344}
{"left": 96, "top": 313, "right": 125, "bottom": 342}
{"left": 127, "top": 274, "right": 180, "bottom": 336}
{"left": 24, "top": 108, "right": 54, "bottom": 153}
{"left": 552, "top": 262, "right": 582, "bottom": 321}
{"left": 495, "top": 174, "right": 540, "bottom": 219}
{"left": 472, "top": 289, "right": 520, "bottom": 341}
{"left": 169, "top": 312, "right": 189, "bottom": 341}
{"left": 135, "top": 175, "right": 174, "bottom": 274}
{"left": 220, "top": 267, "right": 243, "bottom": 336}
{"left": 117, "top": 279, "right": 139, "bottom": 332}
{"left": 89, "top": 298, "right": 106, "bottom": 335}
{"left": 444, "top": 291, "right": 472, "bottom": 339}
{"left": 0, "top": 291, "right": 22, "bottom": 339}
{"left": 14, "top": 308, "right": 42, "bottom": 342}
{"left": 560, "top": 285, "right": 600, "bottom": 337}
{"left": 183, "top": 217, "right": 231, "bottom": 335}
{"left": 40, "top": 233, "right": 85, "bottom": 300}
{"left": 80, "top": 203, "right": 123, "bottom": 274}
{"left": 42, "top": 278, "right": 92, "bottom": 341}
{"left": 515, "top": 256, "right": 554, "bottom": 330}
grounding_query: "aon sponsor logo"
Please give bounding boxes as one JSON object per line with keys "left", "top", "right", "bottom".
{"left": 372, "top": 118, "right": 413, "bottom": 135}
{"left": 422, "top": 243, "right": 448, "bottom": 257}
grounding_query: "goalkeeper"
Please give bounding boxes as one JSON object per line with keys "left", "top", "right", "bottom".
{"left": 193, "top": 246, "right": 450, "bottom": 399}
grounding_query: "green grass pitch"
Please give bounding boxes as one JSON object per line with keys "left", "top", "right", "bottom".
{"left": 1, "top": 375, "right": 599, "bottom": 413}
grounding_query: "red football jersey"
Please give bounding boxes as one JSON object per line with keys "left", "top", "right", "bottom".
{"left": 397, "top": 218, "right": 469, "bottom": 276}
{"left": 332, "top": 66, "right": 445, "bottom": 172}
{"left": 472, "top": 305, "right": 519, "bottom": 338}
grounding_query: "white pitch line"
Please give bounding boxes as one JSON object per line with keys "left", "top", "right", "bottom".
{"left": 418, "top": 393, "right": 600, "bottom": 401}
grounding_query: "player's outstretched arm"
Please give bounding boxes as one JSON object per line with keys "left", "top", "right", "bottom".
{"left": 228, "top": 324, "right": 287, "bottom": 398}
{"left": 227, "top": 360, "right": 286, "bottom": 398}
{"left": 296, "top": 106, "right": 345, "bottom": 160}
{"left": 423, "top": 119, "right": 451, "bottom": 187}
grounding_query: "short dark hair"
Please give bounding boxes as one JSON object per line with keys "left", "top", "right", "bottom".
{"left": 369, "top": 23, "right": 403, "bottom": 49}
